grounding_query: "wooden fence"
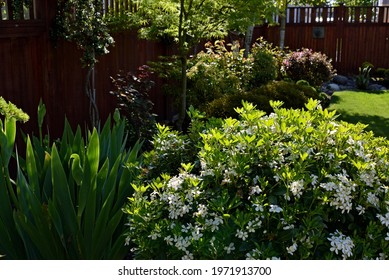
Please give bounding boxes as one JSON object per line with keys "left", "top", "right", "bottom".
{"left": 0, "top": 0, "right": 170, "bottom": 138}
{"left": 1, "top": 1, "right": 389, "bottom": 138}
{"left": 256, "top": 4, "right": 389, "bottom": 74}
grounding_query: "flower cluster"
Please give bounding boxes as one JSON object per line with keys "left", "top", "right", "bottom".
{"left": 328, "top": 231, "right": 355, "bottom": 259}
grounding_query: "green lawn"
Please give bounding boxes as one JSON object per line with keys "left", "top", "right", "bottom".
{"left": 328, "top": 90, "right": 389, "bottom": 138}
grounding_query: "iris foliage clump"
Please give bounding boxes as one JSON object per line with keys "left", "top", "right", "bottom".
{"left": 125, "top": 99, "right": 389, "bottom": 260}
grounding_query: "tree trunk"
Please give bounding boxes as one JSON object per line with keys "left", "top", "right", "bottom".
{"left": 85, "top": 64, "right": 99, "bottom": 128}
{"left": 177, "top": 56, "right": 187, "bottom": 131}
{"left": 244, "top": 25, "right": 255, "bottom": 58}
{"left": 279, "top": 12, "right": 286, "bottom": 50}
{"left": 176, "top": 0, "right": 187, "bottom": 131}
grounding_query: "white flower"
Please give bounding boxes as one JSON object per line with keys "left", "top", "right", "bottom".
{"left": 245, "top": 248, "right": 261, "bottom": 260}
{"left": 194, "top": 204, "right": 208, "bottom": 218}
{"left": 246, "top": 219, "right": 262, "bottom": 233}
{"left": 182, "top": 251, "right": 194, "bottom": 260}
{"left": 164, "top": 235, "right": 174, "bottom": 246}
{"left": 367, "top": 192, "right": 379, "bottom": 208}
{"left": 191, "top": 226, "right": 203, "bottom": 241}
{"left": 289, "top": 180, "right": 304, "bottom": 198}
{"left": 385, "top": 232, "right": 389, "bottom": 241}
{"left": 377, "top": 213, "right": 389, "bottom": 228}
{"left": 150, "top": 191, "right": 159, "bottom": 200}
{"left": 253, "top": 204, "right": 264, "bottom": 212}
{"left": 269, "top": 204, "right": 283, "bottom": 213}
{"left": 148, "top": 232, "right": 161, "bottom": 240}
{"left": 168, "top": 176, "right": 184, "bottom": 190}
{"left": 205, "top": 215, "right": 224, "bottom": 232}
{"left": 377, "top": 253, "right": 387, "bottom": 260}
{"left": 347, "top": 136, "right": 355, "bottom": 145}
{"left": 250, "top": 185, "right": 262, "bottom": 195}
{"left": 266, "top": 257, "right": 281, "bottom": 260}
{"left": 328, "top": 230, "right": 354, "bottom": 259}
{"left": 286, "top": 242, "right": 298, "bottom": 255}
{"left": 310, "top": 174, "right": 319, "bottom": 186}
{"left": 236, "top": 229, "right": 249, "bottom": 241}
{"left": 174, "top": 236, "right": 191, "bottom": 251}
{"left": 224, "top": 243, "right": 235, "bottom": 254}
{"left": 356, "top": 205, "right": 366, "bottom": 215}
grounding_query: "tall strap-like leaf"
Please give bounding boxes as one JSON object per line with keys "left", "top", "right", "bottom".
{"left": 81, "top": 129, "right": 100, "bottom": 257}
{"left": 25, "top": 137, "right": 40, "bottom": 198}
{"left": 51, "top": 144, "right": 78, "bottom": 244}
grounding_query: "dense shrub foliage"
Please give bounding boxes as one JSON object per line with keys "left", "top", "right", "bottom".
{"left": 0, "top": 105, "right": 142, "bottom": 259}
{"left": 186, "top": 41, "right": 251, "bottom": 110}
{"left": 125, "top": 100, "right": 389, "bottom": 260}
{"left": 110, "top": 66, "right": 157, "bottom": 150}
{"left": 248, "top": 43, "right": 278, "bottom": 88}
{"left": 204, "top": 81, "right": 322, "bottom": 118}
{"left": 282, "top": 48, "right": 335, "bottom": 88}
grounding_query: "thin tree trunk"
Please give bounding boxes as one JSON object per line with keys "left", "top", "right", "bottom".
{"left": 178, "top": 56, "right": 187, "bottom": 131}
{"left": 244, "top": 25, "right": 255, "bottom": 58}
{"left": 177, "top": 0, "right": 187, "bottom": 131}
{"left": 85, "top": 65, "right": 99, "bottom": 128}
{"left": 279, "top": 12, "right": 286, "bottom": 50}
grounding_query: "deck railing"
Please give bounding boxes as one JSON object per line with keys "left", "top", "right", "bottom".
{"left": 273, "top": 5, "right": 389, "bottom": 24}
{"left": 0, "top": 0, "right": 40, "bottom": 20}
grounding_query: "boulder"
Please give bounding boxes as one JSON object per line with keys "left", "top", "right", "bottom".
{"left": 332, "top": 75, "right": 349, "bottom": 85}
{"left": 326, "top": 83, "right": 341, "bottom": 92}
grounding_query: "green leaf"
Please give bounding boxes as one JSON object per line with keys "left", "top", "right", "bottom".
{"left": 70, "top": 154, "right": 83, "bottom": 186}
{"left": 51, "top": 144, "right": 78, "bottom": 238}
{"left": 2, "top": 118, "right": 16, "bottom": 165}
{"left": 87, "top": 129, "right": 100, "bottom": 177}
{"left": 25, "top": 137, "right": 40, "bottom": 198}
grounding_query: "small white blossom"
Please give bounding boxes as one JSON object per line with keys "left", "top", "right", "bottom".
{"left": 289, "top": 180, "right": 304, "bottom": 198}
{"left": 164, "top": 235, "right": 174, "bottom": 246}
{"left": 205, "top": 215, "right": 224, "bottom": 232}
{"left": 328, "top": 230, "right": 354, "bottom": 259}
{"left": 250, "top": 185, "right": 262, "bottom": 195}
{"left": 148, "top": 232, "right": 161, "bottom": 240}
{"left": 174, "top": 236, "right": 191, "bottom": 251}
{"left": 182, "top": 251, "right": 194, "bottom": 260}
{"left": 310, "top": 174, "right": 319, "bottom": 186}
{"left": 191, "top": 226, "right": 203, "bottom": 241}
{"left": 150, "top": 191, "right": 159, "bottom": 200}
{"left": 269, "top": 204, "right": 283, "bottom": 213}
{"left": 194, "top": 204, "right": 208, "bottom": 218}
{"left": 266, "top": 257, "right": 281, "bottom": 260}
{"left": 377, "top": 213, "right": 389, "bottom": 228}
{"left": 236, "top": 229, "right": 249, "bottom": 241}
{"left": 245, "top": 248, "right": 262, "bottom": 260}
{"left": 168, "top": 176, "right": 184, "bottom": 190}
{"left": 246, "top": 219, "right": 262, "bottom": 233}
{"left": 224, "top": 243, "right": 236, "bottom": 254}
{"left": 286, "top": 242, "right": 298, "bottom": 255}
{"left": 253, "top": 204, "right": 264, "bottom": 212}
{"left": 385, "top": 232, "right": 389, "bottom": 241}
{"left": 367, "top": 192, "right": 379, "bottom": 208}
{"left": 356, "top": 205, "right": 365, "bottom": 215}
{"left": 377, "top": 253, "right": 387, "bottom": 260}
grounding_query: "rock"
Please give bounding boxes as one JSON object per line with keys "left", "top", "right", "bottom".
{"left": 326, "top": 83, "right": 341, "bottom": 92}
{"left": 368, "top": 84, "right": 387, "bottom": 91}
{"left": 332, "top": 75, "right": 349, "bottom": 85}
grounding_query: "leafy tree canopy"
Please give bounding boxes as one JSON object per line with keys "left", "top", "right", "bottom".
{"left": 135, "top": 0, "right": 276, "bottom": 49}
